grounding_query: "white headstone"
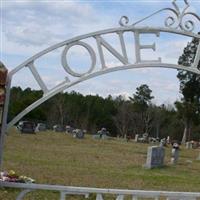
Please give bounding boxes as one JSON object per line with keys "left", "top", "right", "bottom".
{"left": 171, "top": 148, "right": 179, "bottom": 164}
{"left": 135, "top": 134, "right": 139, "bottom": 142}
{"left": 186, "top": 142, "right": 193, "bottom": 149}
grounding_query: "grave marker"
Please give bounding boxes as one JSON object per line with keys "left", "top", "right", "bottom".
{"left": 134, "top": 134, "right": 139, "bottom": 142}
{"left": 145, "top": 146, "right": 165, "bottom": 169}
{"left": 171, "top": 143, "right": 179, "bottom": 165}
{"left": 186, "top": 142, "right": 193, "bottom": 149}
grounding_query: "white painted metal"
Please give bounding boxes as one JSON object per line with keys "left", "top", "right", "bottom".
{"left": 8, "top": 27, "right": 200, "bottom": 78}
{"left": 116, "top": 194, "right": 124, "bottom": 200}
{"left": 60, "top": 191, "right": 89, "bottom": 200}
{"left": 1, "top": 182, "right": 200, "bottom": 200}
{"left": 6, "top": 29, "right": 200, "bottom": 129}
{"left": 95, "top": 35, "right": 129, "bottom": 66}
{"left": 134, "top": 30, "right": 161, "bottom": 63}
{"left": 96, "top": 194, "right": 104, "bottom": 200}
{"left": 27, "top": 62, "right": 48, "bottom": 94}
{"left": 119, "top": 0, "right": 200, "bottom": 33}
{"left": 117, "top": 32, "right": 128, "bottom": 63}
{"left": 7, "top": 62, "right": 200, "bottom": 129}
{"left": 95, "top": 35, "right": 107, "bottom": 69}
{"left": 16, "top": 189, "right": 34, "bottom": 200}
{"left": 193, "top": 42, "right": 200, "bottom": 68}
{"left": 60, "top": 192, "right": 66, "bottom": 200}
{"left": 61, "top": 41, "right": 97, "bottom": 77}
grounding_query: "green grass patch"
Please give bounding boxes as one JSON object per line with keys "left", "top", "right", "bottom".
{"left": 1, "top": 128, "right": 200, "bottom": 199}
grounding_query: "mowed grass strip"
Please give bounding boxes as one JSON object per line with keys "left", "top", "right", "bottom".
{"left": 0, "top": 128, "right": 200, "bottom": 199}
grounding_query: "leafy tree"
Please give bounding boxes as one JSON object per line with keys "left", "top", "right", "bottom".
{"left": 129, "top": 84, "right": 154, "bottom": 134}
{"left": 177, "top": 32, "right": 200, "bottom": 143}
{"left": 129, "top": 84, "right": 154, "bottom": 111}
{"left": 175, "top": 101, "right": 197, "bottom": 142}
{"left": 113, "top": 100, "right": 132, "bottom": 138}
{"left": 9, "top": 85, "right": 199, "bottom": 140}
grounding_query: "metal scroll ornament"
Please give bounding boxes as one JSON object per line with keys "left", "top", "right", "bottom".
{"left": 119, "top": 0, "right": 200, "bottom": 32}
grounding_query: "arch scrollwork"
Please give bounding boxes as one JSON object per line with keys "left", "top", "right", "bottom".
{"left": 119, "top": 0, "right": 200, "bottom": 33}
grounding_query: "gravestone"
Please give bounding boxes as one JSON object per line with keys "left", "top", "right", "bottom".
{"left": 93, "top": 128, "right": 110, "bottom": 139}
{"left": 134, "top": 134, "right": 139, "bottom": 142}
{"left": 160, "top": 138, "right": 166, "bottom": 147}
{"left": 145, "top": 146, "right": 165, "bottom": 169}
{"left": 166, "top": 136, "right": 170, "bottom": 144}
{"left": 53, "top": 125, "right": 64, "bottom": 132}
{"left": 65, "top": 125, "right": 73, "bottom": 134}
{"left": 35, "top": 123, "right": 46, "bottom": 132}
{"left": 186, "top": 142, "right": 193, "bottom": 149}
{"left": 171, "top": 143, "right": 179, "bottom": 164}
{"left": 142, "top": 133, "right": 149, "bottom": 143}
{"left": 72, "top": 129, "right": 84, "bottom": 139}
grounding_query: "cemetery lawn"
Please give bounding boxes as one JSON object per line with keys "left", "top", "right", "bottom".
{"left": 1, "top": 128, "right": 200, "bottom": 200}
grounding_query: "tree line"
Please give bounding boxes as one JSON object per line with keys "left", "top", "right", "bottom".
{"left": 8, "top": 83, "right": 200, "bottom": 142}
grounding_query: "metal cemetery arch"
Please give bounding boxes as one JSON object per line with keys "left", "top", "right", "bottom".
{"left": 4, "top": 0, "right": 200, "bottom": 130}
{"left": 0, "top": 0, "right": 199, "bottom": 149}
{"left": 0, "top": 0, "right": 200, "bottom": 199}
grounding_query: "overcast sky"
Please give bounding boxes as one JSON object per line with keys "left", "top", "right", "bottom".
{"left": 1, "top": 0, "right": 200, "bottom": 105}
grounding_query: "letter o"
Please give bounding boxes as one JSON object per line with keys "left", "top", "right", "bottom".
{"left": 61, "top": 41, "right": 96, "bottom": 77}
